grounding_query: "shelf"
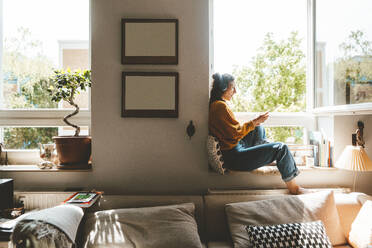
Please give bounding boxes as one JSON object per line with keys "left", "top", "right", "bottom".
{"left": 0, "top": 165, "right": 92, "bottom": 172}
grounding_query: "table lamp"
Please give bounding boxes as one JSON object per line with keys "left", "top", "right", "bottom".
{"left": 335, "top": 121, "right": 372, "bottom": 191}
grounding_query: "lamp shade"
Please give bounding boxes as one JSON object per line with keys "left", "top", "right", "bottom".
{"left": 335, "top": 145, "right": 372, "bottom": 171}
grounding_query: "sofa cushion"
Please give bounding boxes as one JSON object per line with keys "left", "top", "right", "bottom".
{"left": 246, "top": 220, "right": 332, "bottom": 248}
{"left": 207, "top": 135, "right": 226, "bottom": 175}
{"left": 86, "top": 195, "right": 205, "bottom": 240}
{"left": 81, "top": 203, "right": 203, "bottom": 248}
{"left": 204, "top": 192, "right": 286, "bottom": 242}
{"left": 225, "top": 191, "right": 346, "bottom": 248}
{"left": 348, "top": 200, "right": 372, "bottom": 248}
{"left": 11, "top": 204, "right": 83, "bottom": 247}
{"left": 334, "top": 192, "right": 372, "bottom": 238}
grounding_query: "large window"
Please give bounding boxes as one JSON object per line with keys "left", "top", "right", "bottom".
{"left": 213, "top": 0, "right": 372, "bottom": 144}
{"left": 213, "top": 0, "right": 309, "bottom": 143}
{"left": 315, "top": 0, "right": 372, "bottom": 108}
{"left": 0, "top": 0, "right": 90, "bottom": 163}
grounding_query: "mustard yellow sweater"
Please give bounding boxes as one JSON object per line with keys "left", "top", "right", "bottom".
{"left": 209, "top": 100, "right": 255, "bottom": 150}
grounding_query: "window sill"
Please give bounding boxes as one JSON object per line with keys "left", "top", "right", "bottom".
{"left": 0, "top": 165, "right": 92, "bottom": 172}
{"left": 313, "top": 103, "right": 372, "bottom": 116}
{"left": 227, "top": 165, "right": 339, "bottom": 175}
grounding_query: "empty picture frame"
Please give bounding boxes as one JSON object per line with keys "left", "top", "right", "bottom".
{"left": 122, "top": 19, "right": 178, "bottom": 64}
{"left": 122, "top": 72, "right": 179, "bottom": 118}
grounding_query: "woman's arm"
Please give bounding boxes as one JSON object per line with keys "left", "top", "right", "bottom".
{"left": 210, "top": 102, "right": 255, "bottom": 141}
{"left": 251, "top": 112, "right": 269, "bottom": 126}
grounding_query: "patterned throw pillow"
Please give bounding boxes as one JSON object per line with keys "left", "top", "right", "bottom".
{"left": 246, "top": 220, "right": 332, "bottom": 248}
{"left": 206, "top": 135, "right": 226, "bottom": 175}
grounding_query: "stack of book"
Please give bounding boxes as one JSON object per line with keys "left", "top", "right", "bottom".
{"left": 308, "top": 130, "right": 334, "bottom": 167}
{"left": 63, "top": 192, "right": 102, "bottom": 208}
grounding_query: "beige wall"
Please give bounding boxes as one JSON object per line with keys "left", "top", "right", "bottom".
{"left": 2, "top": 0, "right": 372, "bottom": 195}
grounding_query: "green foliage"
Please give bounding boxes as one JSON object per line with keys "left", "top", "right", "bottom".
{"left": 2, "top": 28, "right": 58, "bottom": 149}
{"left": 339, "top": 30, "right": 372, "bottom": 57}
{"left": 7, "top": 78, "right": 58, "bottom": 109}
{"left": 265, "top": 126, "right": 303, "bottom": 144}
{"left": 48, "top": 69, "right": 91, "bottom": 136}
{"left": 231, "top": 32, "right": 306, "bottom": 113}
{"left": 3, "top": 127, "right": 58, "bottom": 149}
{"left": 3, "top": 27, "right": 56, "bottom": 109}
{"left": 230, "top": 32, "right": 306, "bottom": 143}
{"left": 48, "top": 69, "right": 91, "bottom": 105}
{"left": 334, "top": 30, "right": 372, "bottom": 105}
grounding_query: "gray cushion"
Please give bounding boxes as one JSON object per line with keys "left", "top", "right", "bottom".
{"left": 225, "top": 191, "right": 346, "bottom": 248}
{"left": 81, "top": 203, "right": 203, "bottom": 248}
{"left": 207, "top": 135, "right": 226, "bottom": 175}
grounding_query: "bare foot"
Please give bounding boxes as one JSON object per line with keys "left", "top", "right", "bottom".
{"left": 285, "top": 179, "right": 301, "bottom": 195}
{"left": 291, "top": 187, "right": 317, "bottom": 195}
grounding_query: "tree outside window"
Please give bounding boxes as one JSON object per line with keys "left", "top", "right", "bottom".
{"left": 230, "top": 32, "right": 306, "bottom": 144}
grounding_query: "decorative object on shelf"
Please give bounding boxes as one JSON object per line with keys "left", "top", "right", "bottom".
{"left": 335, "top": 121, "right": 372, "bottom": 191}
{"left": 38, "top": 143, "right": 58, "bottom": 169}
{"left": 48, "top": 69, "right": 92, "bottom": 169}
{"left": 356, "top": 120, "right": 365, "bottom": 147}
{"left": 122, "top": 19, "right": 178, "bottom": 64}
{"left": 122, "top": 72, "right": 179, "bottom": 118}
{"left": 186, "top": 120, "right": 195, "bottom": 139}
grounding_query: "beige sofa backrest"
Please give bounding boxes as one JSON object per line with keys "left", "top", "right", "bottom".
{"left": 86, "top": 195, "right": 205, "bottom": 239}
{"left": 204, "top": 193, "right": 286, "bottom": 242}
{"left": 203, "top": 190, "right": 370, "bottom": 243}
{"left": 334, "top": 192, "right": 371, "bottom": 237}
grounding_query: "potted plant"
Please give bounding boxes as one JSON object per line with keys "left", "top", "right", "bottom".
{"left": 48, "top": 69, "right": 91, "bottom": 169}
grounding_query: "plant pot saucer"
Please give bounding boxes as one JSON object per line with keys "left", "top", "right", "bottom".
{"left": 57, "top": 162, "right": 92, "bottom": 170}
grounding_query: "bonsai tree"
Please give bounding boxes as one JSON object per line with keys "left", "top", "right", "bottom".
{"left": 48, "top": 69, "right": 91, "bottom": 136}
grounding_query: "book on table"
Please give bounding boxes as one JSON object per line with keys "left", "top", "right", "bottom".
{"left": 63, "top": 191, "right": 103, "bottom": 208}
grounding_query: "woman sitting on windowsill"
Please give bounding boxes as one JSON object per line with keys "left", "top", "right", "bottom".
{"left": 208, "top": 72, "right": 308, "bottom": 195}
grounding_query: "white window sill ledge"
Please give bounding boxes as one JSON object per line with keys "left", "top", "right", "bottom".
{"left": 313, "top": 103, "right": 372, "bottom": 116}
{"left": 0, "top": 165, "right": 92, "bottom": 172}
{"left": 227, "top": 166, "right": 339, "bottom": 176}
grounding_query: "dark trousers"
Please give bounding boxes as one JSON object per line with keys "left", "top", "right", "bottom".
{"left": 222, "top": 126, "right": 299, "bottom": 182}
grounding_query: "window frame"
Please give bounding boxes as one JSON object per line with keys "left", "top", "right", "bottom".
{"left": 210, "top": 0, "right": 372, "bottom": 135}
{"left": 0, "top": 0, "right": 91, "bottom": 165}
{"left": 312, "top": 0, "right": 372, "bottom": 114}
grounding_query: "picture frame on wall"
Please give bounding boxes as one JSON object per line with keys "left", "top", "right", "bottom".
{"left": 122, "top": 72, "right": 179, "bottom": 118}
{"left": 121, "top": 19, "right": 178, "bottom": 64}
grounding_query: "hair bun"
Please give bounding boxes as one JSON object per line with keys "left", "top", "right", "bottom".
{"left": 212, "top": 73, "right": 221, "bottom": 81}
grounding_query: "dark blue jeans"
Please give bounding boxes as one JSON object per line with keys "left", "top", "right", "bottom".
{"left": 221, "top": 126, "right": 299, "bottom": 182}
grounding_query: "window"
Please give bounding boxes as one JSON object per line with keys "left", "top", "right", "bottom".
{"left": 212, "top": 0, "right": 372, "bottom": 144}
{"left": 0, "top": 0, "right": 90, "bottom": 165}
{"left": 315, "top": 0, "right": 372, "bottom": 108}
{"left": 212, "top": 0, "right": 310, "bottom": 144}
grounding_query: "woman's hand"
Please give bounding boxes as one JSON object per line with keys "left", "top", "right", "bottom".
{"left": 252, "top": 112, "right": 269, "bottom": 126}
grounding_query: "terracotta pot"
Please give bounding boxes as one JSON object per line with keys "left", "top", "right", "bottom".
{"left": 53, "top": 136, "right": 91, "bottom": 165}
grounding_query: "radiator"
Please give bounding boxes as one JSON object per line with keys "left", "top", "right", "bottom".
{"left": 14, "top": 192, "right": 74, "bottom": 210}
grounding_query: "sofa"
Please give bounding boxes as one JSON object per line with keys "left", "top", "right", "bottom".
{"left": 9, "top": 189, "right": 372, "bottom": 248}
{"left": 71, "top": 189, "right": 370, "bottom": 248}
